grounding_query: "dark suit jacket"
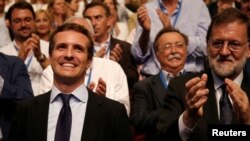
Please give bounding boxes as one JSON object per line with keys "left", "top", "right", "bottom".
{"left": 208, "top": 1, "right": 241, "bottom": 18}
{"left": 130, "top": 73, "right": 166, "bottom": 141}
{"left": 110, "top": 37, "right": 139, "bottom": 90}
{"left": 8, "top": 89, "right": 133, "bottom": 141}
{"left": 157, "top": 69, "right": 250, "bottom": 141}
{"left": 0, "top": 53, "right": 33, "bottom": 140}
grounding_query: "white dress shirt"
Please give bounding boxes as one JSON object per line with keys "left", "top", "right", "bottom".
{"left": 39, "top": 57, "right": 130, "bottom": 115}
{"left": 47, "top": 85, "right": 88, "bottom": 141}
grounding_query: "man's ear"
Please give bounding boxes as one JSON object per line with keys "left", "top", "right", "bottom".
{"left": 5, "top": 19, "right": 10, "bottom": 28}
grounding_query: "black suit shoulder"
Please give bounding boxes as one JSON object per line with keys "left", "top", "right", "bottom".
{"left": 88, "top": 90, "right": 127, "bottom": 112}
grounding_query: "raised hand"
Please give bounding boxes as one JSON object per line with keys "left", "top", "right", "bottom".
{"left": 88, "top": 77, "right": 106, "bottom": 96}
{"left": 110, "top": 43, "right": 123, "bottom": 62}
{"left": 225, "top": 78, "right": 250, "bottom": 124}
{"left": 137, "top": 5, "right": 151, "bottom": 31}
{"left": 183, "top": 74, "right": 209, "bottom": 128}
{"left": 95, "top": 46, "right": 106, "bottom": 58}
{"left": 156, "top": 9, "right": 171, "bottom": 28}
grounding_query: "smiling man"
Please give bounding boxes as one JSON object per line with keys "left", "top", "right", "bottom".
{"left": 157, "top": 8, "right": 250, "bottom": 141}
{"left": 130, "top": 27, "right": 188, "bottom": 141}
{"left": 8, "top": 23, "right": 132, "bottom": 141}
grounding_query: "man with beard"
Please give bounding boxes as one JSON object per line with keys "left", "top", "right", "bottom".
{"left": 0, "top": 1, "right": 50, "bottom": 95}
{"left": 130, "top": 27, "right": 188, "bottom": 141}
{"left": 157, "top": 8, "right": 250, "bottom": 141}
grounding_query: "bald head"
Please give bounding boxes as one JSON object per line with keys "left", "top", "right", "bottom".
{"left": 64, "top": 16, "right": 94, "bottom": 35}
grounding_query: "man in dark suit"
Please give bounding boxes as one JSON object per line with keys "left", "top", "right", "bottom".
{"left": 83, "top": 1, "right": 139, "bottom": 91}
{"left": 130, "top": 27, "right": 188, "bottom": 141}
{"left": 0, "top": 53, "right": 33, "bottom": 140}
{"left": 8, "top": 23, "right": 132, "bottom": 141}
{"left": 157, "top": 8, "right": 250, "bottom": 141}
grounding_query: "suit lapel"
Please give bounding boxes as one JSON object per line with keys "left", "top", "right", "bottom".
{"left": 32, "top": 92, "right": 51, "bottom": 140}
{"left": 151, "top": 74, "right": 167, "bottom": 106}
{"left": 109, "top": 37, "right": 116, "bottom": 51}
{"left": 81, "top": 90, "right": 106, "bottom": 141}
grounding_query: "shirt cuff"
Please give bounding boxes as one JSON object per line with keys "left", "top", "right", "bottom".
{"left": 178, "top": 113, "right": 194, "bottom": 141}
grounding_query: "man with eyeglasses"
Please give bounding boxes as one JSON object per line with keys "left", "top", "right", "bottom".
{"left": 130, "top": 27, "right": 188, "bottom": 141}
{"left": 156, "top": 8, "right": 250, "bottom": 141}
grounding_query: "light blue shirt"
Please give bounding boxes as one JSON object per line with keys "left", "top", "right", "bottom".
{"left": 131, "top": 0, "right": 211, "bottom": 75}
{"left": 47, "top": 85, "right": 88, "bottom": 141}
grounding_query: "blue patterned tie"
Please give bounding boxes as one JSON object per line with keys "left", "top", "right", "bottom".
{"left": 55, "top": 94, "right": 72, "bottom": 141}
{"left": 219, "top": 84, "right": 233, "bottom": 124}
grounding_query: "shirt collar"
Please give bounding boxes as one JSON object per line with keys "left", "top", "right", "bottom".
{"left": 161, "top": 69, "right": 183, "bottom": 80}
{"left": 94, "top": 35, "right": 111, "bottom": 48}
{"left": 50, "top": 84, "right": 88, "bottom": 103}
{"left": 158, "top": 0, "right": 182, "bottom": 15}
{"left": 212, "top": 70, "right": 243, "bottom": 90}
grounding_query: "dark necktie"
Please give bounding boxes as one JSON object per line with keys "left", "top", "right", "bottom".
{"left": 55, "top": 94, "right": 72, "bottom": 141}
{"left": 219, "top": 84, "right": 233, "bottom": 124}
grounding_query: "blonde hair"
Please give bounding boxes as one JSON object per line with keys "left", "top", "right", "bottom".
{"left": 35, "top": 9, "right": 52, "bottom": 23}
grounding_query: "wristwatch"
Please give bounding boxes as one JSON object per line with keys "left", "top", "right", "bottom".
{"left": 37, "top": 54, "right": 46, "bottom": 63}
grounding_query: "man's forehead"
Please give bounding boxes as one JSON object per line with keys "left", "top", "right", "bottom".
{"left": 11, "top": 9, "right": 34, "bottom": 18}
{"left": 54, "top": 30, "right": 89, "bottom": 42}
{"left": 85, "top": 6, "right": 106, "bottom": 15}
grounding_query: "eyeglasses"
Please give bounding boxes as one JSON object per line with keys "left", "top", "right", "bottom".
{"left": 161, "top": 42, "right": 185, "bottom": 50}
{"left": 210, "top": 40, "right": 249, "bottom": 52}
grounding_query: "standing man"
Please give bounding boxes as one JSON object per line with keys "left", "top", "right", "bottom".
{"left": 130, "top": 27, "right": 188, "bottom": 141}
{"left": 0, "top": 53, "right": 33, "bottom": 140}
{"left": 83, "top": 1, "right": 139, "bottom": 92}
{"left": 132, "top": 0, "right": 211, "bottom": 76}
{"left": 8, "top": 23, "right": 132, "bottom": 141}
{"left": 0, "top": 1, "right": 50, "bottom": 95}
{"left": 157, "top": 8, "right": 250, "bottom": 141}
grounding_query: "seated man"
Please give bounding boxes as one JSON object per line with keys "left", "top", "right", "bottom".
{"left": 157, "top": 8, "right": 250, "bottom": 141}
{"left": 131, "top": 27, "right": 188, "bottom": 141}
{"left": 39, "top": 16, "right": 130, "bottom": 115}
{"left": 8, "top": 23, "right": 133, "bottom": 141}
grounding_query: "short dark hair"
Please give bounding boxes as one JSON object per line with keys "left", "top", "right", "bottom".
{"left": 6, "top": 1, "right": 35, "bottom": 23}
{"left": 83, "top": 1, "right": 111, "bottom": 17}
{"left": 49, "top": 23, "right": 94, "bottom": 61}
{"left": 206, "top": 8, "right": 250, "bottom": 42}
{"left": 153, "top": 27, "right": 189, "bottom": 52}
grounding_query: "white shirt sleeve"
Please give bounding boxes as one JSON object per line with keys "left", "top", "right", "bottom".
{"left": 178, "top": 113, "right": 194, "bottom": 141}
